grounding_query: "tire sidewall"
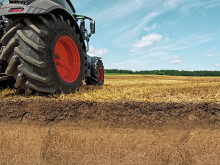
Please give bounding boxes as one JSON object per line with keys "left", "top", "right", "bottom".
{"left": 47, "top": 23, "right": 84, "bottom": 93}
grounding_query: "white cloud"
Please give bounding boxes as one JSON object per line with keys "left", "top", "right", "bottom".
{"left": 180, "top": 0, "right": 220, "bottom": 13}
{"left": 173, "top": 55, "right": 180, "bottom": 59}
{"left": 204, "top": 54, "right": 213, "bottom": 57}
{"left": 170, "top": 59, "right": 182, "bottom": 64}
{"left": 128, "top": 32, "right": 213, "bottom": 67}
{"left": 113, "top": 12, "right": 161, "bottom": 46}
{"left": 109, "top": 62, "right": 119, "bottom": 69}
{"left": 133, "top": 33, "right": 163, "bottom": 49}
{"left": 159, "top": 55, "right": 180, "bottom": 61}
{"left": 165, "top": 0, "right": 184, "bottom": 9}
{"left": 87, "top": 45, "right": 109, "bottom": 57}
{"left": 215, "top": 64, "right": 220, "bottom": 67}
{"left": 144, "top": 33, "right": 213, "bottom": 53}
{"left": 145, "top": 23, "right": 157, "bottom": 32}
{"left": 164, "top": 19, "right": 179, "bottom": 26}
{"left": 94, "top": 0, "right": 145, "bottom": 22}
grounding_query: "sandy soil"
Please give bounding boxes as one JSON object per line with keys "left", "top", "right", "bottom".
{"left": 0, "top": 100, "right": 220, "bottom": 164}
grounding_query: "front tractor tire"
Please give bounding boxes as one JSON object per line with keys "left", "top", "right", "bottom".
{"left": 0, "top": 14, "right": 85, "bottom": 95}
{"left": 86, "top": 59, "right": 104, "bottom": 85}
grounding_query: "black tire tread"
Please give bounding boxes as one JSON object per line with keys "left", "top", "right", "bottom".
{"left": 38, "top": 16, "right": 52, "bottom": 31}
{"left": 59, "top": 15, "right": 64, "bottom": 22}
{"left": 1, "top": 23, "right": 23, "bottom": 45}
{"left": 5, "top": 55, "right": 19, "bottom": 75}
{"left": 24, "top": 18, "right": 47, "bottom": 38}
{"left": 14, "top": 73, "right": 25, "bottom": 88}
{"left": 49, "top": 13, "right": 57, "bottom": 25}
{"left": 17, "top": 64, "right": 50, "bottom": 83}
{"left": 0, "top": 38, "right": 18, "bottom": 60}
{"left": 14, "top": 47, "right": 46, "bottom": 68}
{"left": 66, "top": 19, "right": 71, "bottom": 26}
{"left": 17, "top": 30, "right": 45, "bottom": 53}
{"left": 25, "top": 80, "right": 56, "bottom": 93}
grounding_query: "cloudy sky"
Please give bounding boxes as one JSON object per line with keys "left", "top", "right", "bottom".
{"left": 73, "top": 0, "right": 220, "bottom": 71}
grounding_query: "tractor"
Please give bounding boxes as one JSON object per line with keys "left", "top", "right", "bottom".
{"left": 0, "top": 0, "right": 104, "bottom": 95}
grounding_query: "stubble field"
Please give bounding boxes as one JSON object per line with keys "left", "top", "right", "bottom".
{"left": 0, "top": 75, "right": 220, "bottom": 164}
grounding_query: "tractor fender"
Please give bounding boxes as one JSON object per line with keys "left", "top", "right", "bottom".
{"left": 0, "top": 0, "right": 86, "bottom": 50}
{"left": 0, "top": 0, "right": 72, "bottom": 15}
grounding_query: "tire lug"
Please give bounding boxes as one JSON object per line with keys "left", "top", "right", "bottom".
{"left": 25, "top": 87, "right": 33, "bottom": 96}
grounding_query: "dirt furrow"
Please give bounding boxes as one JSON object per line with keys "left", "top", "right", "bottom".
{"left": 0, "top": 100, "right": 219, "bottom": 128}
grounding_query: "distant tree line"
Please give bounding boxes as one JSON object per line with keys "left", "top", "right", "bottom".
{"left": 105, "top": 69, "right": 220, "bottom": 76}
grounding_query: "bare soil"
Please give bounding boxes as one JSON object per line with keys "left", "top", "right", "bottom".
{"left": 0, "top": 100, "right": 220, "bottom": 164}
{"left": 0, "top": 100, "right": 219, "bottom": 128}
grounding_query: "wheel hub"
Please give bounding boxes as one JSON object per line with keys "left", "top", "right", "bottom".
{"left": 98, "top": 67, "right": 104, "bottom": 83}
{"left": 54, "top": 36, "right": 80, "bottom": 83}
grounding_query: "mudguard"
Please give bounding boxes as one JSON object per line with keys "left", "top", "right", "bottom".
{"left": 0, "top": 0, "right": 86, "bottom": 50}
{"left": 0, "top": 0, "right": 74, "bottom": 15}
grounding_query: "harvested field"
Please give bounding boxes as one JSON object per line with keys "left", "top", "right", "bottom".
{"left": 1, "top": 75, "right": 220, "bottom": 103}
{"left": 0, "top": 75, "right": 220, "bottom": 164}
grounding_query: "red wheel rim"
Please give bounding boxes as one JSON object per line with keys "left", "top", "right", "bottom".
{"left": 98, "top": 67, "right": 104, "bottom": 83}
{"left": 54, "top": 36, "right": 80, "bottom": 83}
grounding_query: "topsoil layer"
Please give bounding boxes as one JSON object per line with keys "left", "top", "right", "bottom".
{"left": 0, "top": 100, "right": 219, "bottom": 128}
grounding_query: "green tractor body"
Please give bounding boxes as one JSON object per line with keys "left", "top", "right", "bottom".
{"left": 0, "top": 0, "right": 104, "bottom": 95}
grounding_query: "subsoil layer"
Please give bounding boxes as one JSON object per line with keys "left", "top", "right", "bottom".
{"left": 0, "top": 100, "right": 219, "bottom": 128}
{"left": 0, "top": 100, "right": 220, "bottom": 164}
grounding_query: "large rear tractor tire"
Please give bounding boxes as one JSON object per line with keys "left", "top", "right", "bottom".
{"left": 0, "top": 14, "right": 85, "bottom": 95}
{"left": 86, "top": 59, "right": 104, "bottom": 85}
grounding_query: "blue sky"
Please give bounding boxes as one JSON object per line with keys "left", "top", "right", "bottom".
{"left": 73, "top": 0, "right": 220, "bottom": 71}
